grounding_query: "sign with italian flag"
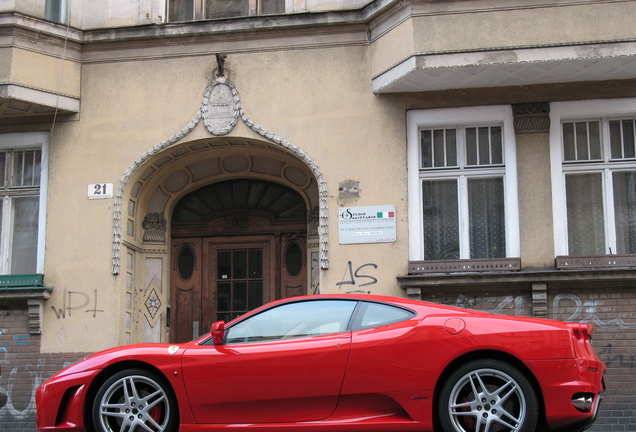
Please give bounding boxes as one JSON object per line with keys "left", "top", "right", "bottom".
{"left": 376, "top": 211, "right": 395, "bottom": 219}
{"left": 338, "top": 205, "right": 397, "bottom": 244}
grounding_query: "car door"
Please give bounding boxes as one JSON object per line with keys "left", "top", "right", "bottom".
{"left": 181, "top": 299, "right": 357, "bottom": 424}
{"left": 340, "top": 301, "right": 425, "bottom": 395}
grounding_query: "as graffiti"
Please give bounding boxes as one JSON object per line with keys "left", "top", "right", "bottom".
{"left": 336, "top": 261, "right": 378, "bottom": 292}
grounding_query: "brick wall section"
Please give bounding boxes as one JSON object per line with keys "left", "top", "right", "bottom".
{"left": 420, "top": 284, "right": 636, "bottom": 432}
{"left": 0, "top": 299, "right": 85, "bottom": 432}
{"left": 553, "top": 286, "right": 636, "bottom": 432}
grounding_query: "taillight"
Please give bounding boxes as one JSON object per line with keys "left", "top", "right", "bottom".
{"left": 567, "top": 322, "right": 598, "bottom": 359}
{"left": 568, "top": 322, "right": 594, "bottom": 339}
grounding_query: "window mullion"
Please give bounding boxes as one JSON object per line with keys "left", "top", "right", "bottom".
{"left": 195, "top": 0, "right": 204, "bottom": 19}
{"left": 602, "top": 118, "right": 618, "bottom": 254}
{"left": 1, "top": 197, "right": 12, "bottom": 273}
{"left": 458, "top": 175, "right": 470, "bottom": 259}
{"left": 604, "top": 168, "right": 617, "bottom": 254}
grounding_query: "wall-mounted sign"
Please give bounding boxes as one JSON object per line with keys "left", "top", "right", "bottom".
{"left": 88, "top": 183, "right": 114, "bottom": 199}
{"left": 338, "top": 205, "right": 396, "bottom": 244}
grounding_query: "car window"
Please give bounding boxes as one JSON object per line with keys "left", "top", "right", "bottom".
{"left": 352, "top": 302, "right": 415, "bottom": 330}
{"left": 225, "top": 300, "right": 357, "bottom": 344}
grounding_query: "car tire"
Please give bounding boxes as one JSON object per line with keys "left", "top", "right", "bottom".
{"left": 92, "top": 368, "right": 178, "bottom": 432}
{"left": 438, "top": 359, "right": 539, "bottom": 432}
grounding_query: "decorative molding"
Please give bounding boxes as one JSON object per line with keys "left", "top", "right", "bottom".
{"left": 531, "top": 283, "right": 548, "bottom": 318}
{"left": 512, "top": 102, "right": 550, "bottom": 134}
{"left": 408, "top": 258, "right": 521, "bottom": 274}
{"left": 201, "top": 76, "right": 240, "bottom": 136}
{"left": 142, "top": 212, "right": 167, "bottom": 243}
{"left": 112, "top": 66, "right": 329, "bottom": 274}
{"left": 27, "top": 299, "right": 44, "bottom": 335}
{"left": 556, "top": 254, "right": 636, "bottom": 269}
{"left": 0, "top": 274, "right": 51, "bottom": 335}
{"left": 121, "top": 239, "right": 168, "bottom": 255}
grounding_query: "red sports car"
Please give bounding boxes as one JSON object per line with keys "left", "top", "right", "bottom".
{"left": 36, "top": 294, "right": 605, "bottom": 432}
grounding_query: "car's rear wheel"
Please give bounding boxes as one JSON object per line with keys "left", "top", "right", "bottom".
{"left": 92, "top": 368, "right": 178, "bottom": 432}
{"left": 438, "top": 359, "right": 538, "bottom": 432}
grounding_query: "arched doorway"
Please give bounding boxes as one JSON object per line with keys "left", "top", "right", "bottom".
{"left": 170, "top": 179, "right": 308, "bottom": 342}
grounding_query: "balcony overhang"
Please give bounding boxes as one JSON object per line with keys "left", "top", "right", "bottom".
{"left": 373, "top": 41, "right": 636, "bottom": 93}
{"left": 0, "top": 83, "right": 79, "bottom": 119}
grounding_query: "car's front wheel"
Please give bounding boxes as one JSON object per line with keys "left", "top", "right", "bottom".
{"left": 438, "top": 359, "right": 538, "bottom": 432}
{"left": 92, "top": 368, "right": 178, "bottom": 432}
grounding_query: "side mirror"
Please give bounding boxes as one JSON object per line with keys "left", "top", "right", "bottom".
{"left": 211, "top": 321, "right": 226, "bottom": 345}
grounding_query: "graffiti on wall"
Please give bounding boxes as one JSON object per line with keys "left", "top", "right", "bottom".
{"left": 0, "top": 358, "right": 45, "bottom": 421}
{"left": 0, "top": 327, "right": 76, "bottom": 424}
{"left": 449, "top": 292, "right": 636, "bottom": 329}
{"left": 49, "top": 289, "right": 104, "bottom": 319}
{"left": 336, "top": 261, "right": 379, "bottom": 293}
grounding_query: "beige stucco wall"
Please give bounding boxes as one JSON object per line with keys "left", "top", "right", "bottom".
{"left": 3, "top": 49, "right": 80, "bottom": 97}
{"left": 516, "top": 132, "right": 554, "bottom": 269}
{"left": 371, "top": 0, "right": 636, "bottom": 79}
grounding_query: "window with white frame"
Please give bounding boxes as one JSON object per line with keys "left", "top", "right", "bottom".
{"left": 168, "top": 0, "right": 285, "bottom": 21}
{"left": 407, "top": 107, "right": 520, "bottom": 262}
{"left": 551, "top": 99, "right": 636, "bottom": 257}
{"left": 0, "top": 133, "right": 48, "bottom": 275}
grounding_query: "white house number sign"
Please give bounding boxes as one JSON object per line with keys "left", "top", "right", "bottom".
{"left": 87, "top": 183, "right": 114, "bottom": 199}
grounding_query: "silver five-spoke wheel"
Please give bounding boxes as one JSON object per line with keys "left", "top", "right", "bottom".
{"left": 439, "top": 360, "right": 538, "bottom": 432}
{"left": 92, "top": 369, "right": 178, "bottom": 432}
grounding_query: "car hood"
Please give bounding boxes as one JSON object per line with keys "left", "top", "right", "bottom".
{"left": 50, "top": 342, "right": 195, "bottom": 379}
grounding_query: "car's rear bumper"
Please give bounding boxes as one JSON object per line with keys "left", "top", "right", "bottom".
{"left": 525, "top": 358, "right": 605, "bottom": 431}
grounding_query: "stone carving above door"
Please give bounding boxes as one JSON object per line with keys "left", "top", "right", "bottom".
{"left": 111, "top": 54, "right": 329, "bottom": 274}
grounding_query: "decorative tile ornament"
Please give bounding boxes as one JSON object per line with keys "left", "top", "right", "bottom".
{"left": 145, "top": 288, "right": 162, "bottom": 319}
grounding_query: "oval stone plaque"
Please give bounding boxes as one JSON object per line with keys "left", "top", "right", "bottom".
{"left": 203, "top": 81, "right": 239, "bottom": 135}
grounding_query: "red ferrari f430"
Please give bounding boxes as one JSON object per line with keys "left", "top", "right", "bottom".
{"left": 36, "top": 294, "right": 605, "bottom": 432}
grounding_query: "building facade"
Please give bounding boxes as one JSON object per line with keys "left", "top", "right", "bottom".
{"left": 1, "top": 0, "right": 636, "bottom": 430}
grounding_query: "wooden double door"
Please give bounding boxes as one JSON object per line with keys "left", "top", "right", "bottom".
{"left": 170, "top": 232, "right": 306, "bottom": 343}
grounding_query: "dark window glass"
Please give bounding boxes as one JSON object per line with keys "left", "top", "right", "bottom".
{"left": 225, "top": 300, "right": 356, "bottom": 344}
{"left": 613, "top": 171, "right": 636, "bottom": 254}
{"left": 422, "top": 180, "right": 459, "bottom": 260}
{"left": 218, "top": 250, "right": 231, "bottom": 279}
{"left": 285, "top": 242, "right": 302, "bottom": 276}
{"left": 178, "top": 245, "right": 195, "bottom": 280}
{"left": 566, "top": 173, "right": 605, "bottom": 255}
{"left": 353, "top": 302, "right": 415, "bottom": 330}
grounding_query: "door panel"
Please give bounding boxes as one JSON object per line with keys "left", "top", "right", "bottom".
{"left": 214, "top": 247, "right": 264, "bottom": 322}
{"left": 182, "top": 333, "right": 352, "bottom": 424}
{"left": 203, "top": 237, "right": 276, "bottom": 329}
{"left": 170, "top": 239, "right": 202, "bottom": 343}
{"left": 281, "top": 234, "right": 307, "bottom": 298}
{"left": 171, "top": 227, "right": 307, "bottom": 343}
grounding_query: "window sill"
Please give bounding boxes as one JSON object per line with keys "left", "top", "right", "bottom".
{"left": 556, "top": 255, "right": 636, "bottom": 269}
{"left": 408, "top": 258, "right": 521, "bottom": 275}
{"left": 0, "top": 273, "right": 51, "bottom": 335}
